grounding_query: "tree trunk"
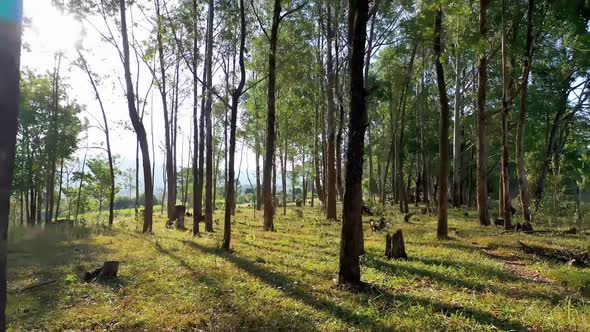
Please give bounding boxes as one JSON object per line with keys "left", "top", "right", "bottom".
{"left": 476, "top": 0, "right": 490, "bottom": 226}
{"left": 452, "top": 54, "right": 462, "bottom": 208}
{"left": 119, "top": 0, "right": 153, "bottom": 233}
{"left": 78, "top": 51, "right": 115, "bottom": 225}
{"left": 516, "top": 0, "right": 535, "bottom": 222}
{"left": 46, "top": 54, "right": 62, "bottom": 223}
{"left": 325, "top": 4, "right": 338, "bottom": 220}
{"left": 203, "top": 0, "right": 214, "bottom": 232}
{"left": 339, "top": 0, "right": 368, "bottom": 287}
{"left": 0, "top": 11, "right": 22, "bottom": 326}
{"left": 223, "top": 0, "right": 246, "bottom": 249}
{"left": 75, "top": 149, "right": 88, "bottom": 223}
{"left": 55, "top": 157, "right": 64, "bottom": 220}
{"left": 500, "top": 0, "right": 512, "bottom": 230}
{"left": 434, "top": 7, "right": 449, "bottom": 240}
{"left": 263, "top": 0, "right": 281, "bottom": 231}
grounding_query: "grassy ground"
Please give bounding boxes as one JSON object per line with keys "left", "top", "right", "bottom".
{"left": 7, "top": 204, "right": 590, "bottom": 331}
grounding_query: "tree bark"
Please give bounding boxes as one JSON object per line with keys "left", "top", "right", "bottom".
{"left": 262, "top": 0, "right": 282, "bottom": 231}
{"left": 476, "top": 0, "right": 490, "bottom": 226}
{"left": 119, "top": 0, "right": 153, "bottom": 233}
{"left": 223, "top": 0, "right": 246, "bottom": 250}
{"left": 325, "top": 4, "right": 338, "bottom": 220}
{"left": 452, "top": 54, "right": 462, "bottom": 208}
{"left": 204, "top": 0, "right": 214, "bottom": 232}
{"left": 516, "top": 0, "right": 535, "bottom": 222}
{"left": 338, "top": 0, "right": 368, "bottom": 287}
{"left": 500, "top": 0, "right": 512, "bottom": 230}
{"left": 434, "top": 7, "right": 449, "bottom": 240}
{"left": 0, "top": 9, "right": 22, "bottom": 327}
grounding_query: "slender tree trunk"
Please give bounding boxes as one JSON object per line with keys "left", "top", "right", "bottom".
{"left": 452, "top": 54, "right": 462, "bottom": 208}
{"left": 75, "top": 149, "right": 88, "bottom": 223}
{"left": 78, "top": 51, "right": 116, "bottom": 225}
{"left": 223, "top": 0, "right": 246, "bottom": 250}
{"left": 434, "top": 7, "right": 449, "bottom": 240}
{"left": 120, "top": 0, "right": 153, "bottom": 233}
{"left": 338, "top": 0, "right": 368, "bottom": 287}
{"left": 516, "top": 0, "right": 535, "bottom": 222}
{"left": 476, "top": 0, "right": 490, "bottom": 226}
{"left": 263, "top": 0, "right": 281, "bottom": 231}
{"left": 191, "top": 0, "right": 200, "bottom": 235}
{"left": 55, "top": 157, "right": 64, "bottom": 220}
{"left": 46, "top": 54, "right": 62, "bottom": 223}
{"left": 154, "top": 0, "right": 176, "bottom": 220}
{"left": 325, "top": 3, "right": 338, "bottom": 220}
{"left": 204, "top": 0, "right": 214, "bottom": 232}
{"left": 500, "top": 0, "right": 512, "bottom": 230}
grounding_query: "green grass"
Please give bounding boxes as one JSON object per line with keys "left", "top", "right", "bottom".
{"left": 7, "top": 204, "right": 590, "bottom": 331}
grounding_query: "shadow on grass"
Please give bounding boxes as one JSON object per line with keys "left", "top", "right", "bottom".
{"left": 154, "top": 240, "right": 321, "bottom": 330}
{"left": 180, "top": 239, "right": 529, "bottom": 331}
{"left": 365, "top": 253, "right": 567, "bottom": 305}
{"left": 7, "top": 224, "right": 117, "bottom": 330}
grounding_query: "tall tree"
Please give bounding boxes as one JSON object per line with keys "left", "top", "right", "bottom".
{"left": 119, "top": 0, "right": 153, "bottom": 233}
{"left": 434, "top": 7, "right": 449, "bottom": 240}
{"left": 154, "top": 0, "right": 177, "bottom": 220}
{"left": 476, "top": 0, "right": 490, "bottom": 226}
{"left": 0, "top": 0, "right": 23, "bottom": 326}
{"left": 204, "top": 0, "right": 215, "bottom": 232}
{"left": 223, "top": 0, "right": 247, "bottom": 250}
{"left": 516, "top": 0, "right": 535, "bottom": 222}
{"left": 500, "top": 0, "right": 512, "bottom": 230}
{"left": 338, "top": 0, "right": 368, "bottom": 287}
{"left": 77, "top": 50, "right": 116, "bottom": 226}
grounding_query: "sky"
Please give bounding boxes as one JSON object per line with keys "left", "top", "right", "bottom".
{"left": 21, "top": 0, "right": 259, "bottom": 193}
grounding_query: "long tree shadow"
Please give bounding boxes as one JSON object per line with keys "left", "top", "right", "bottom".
{"left": 365, "top": 254, "right": 570, "bottom": 305}
{"left": 182, "top": 240, "right": 529, "bottom": 331}
{"left": 154, "top": 240, "right": 321, "bottom": 330}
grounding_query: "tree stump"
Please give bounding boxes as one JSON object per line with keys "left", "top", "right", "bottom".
{"left": 175, "top": 205, "right": 186, "bottom": 230}
{"left": 98, "top": 261, "right": 119, "bottom": 278}
{"left": 84, "top": 261, "right": 119, "bottom": 282}
{"left": 385, "top": 230, "right": 408, "bottom": 259}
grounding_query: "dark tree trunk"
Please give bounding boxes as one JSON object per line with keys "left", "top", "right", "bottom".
{"left": 204, "top": 0, "right": 214, "bottom": 232}
{"left": 476, "top": 0, "right": 490, "bottom": 226}
{"left": 46, "top": 54, "right": 62, "bottom": 224}
{"left": 500, "top": 0, "right": 512, "bottom": 230}
{"left": 263, "top": 0, "right": 281, "bottom": 231}
{"left": 191, "top": 0, "right": 200, "bottom": 235}
{"left": 55, "top": 157, "right": 64, "bottom": 220}
{"left": 452, "top": 55, "right": 462, "bottom": 208}
{"left": 338, "top": 0, "right": 368, "bottom": 287}
{"left": 516, "top": 0, "right": 535, "bottom": 222}
{"left": 0, "top": 11, "right": 22, "bottom": 327}
{"left": 120, "top": 0, "right": 153, "bottom": 233}
{"left": 325, "top": 4, "right": 338, "bottom": 220}
{"left": 223, "top": 0, "right": 246, "bottom": 250}
{"left": 155, "top": 0, "right": 176, "bottom": 220}
{"left": 434, "top": 7, "right": 449, "bottom": 240}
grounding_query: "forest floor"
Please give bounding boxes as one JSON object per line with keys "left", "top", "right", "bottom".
{"left": 6, "top": 204, "right": 590, "bottom": 331}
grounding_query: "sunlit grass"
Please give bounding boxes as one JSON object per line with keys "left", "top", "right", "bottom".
{"left": 7, "top": 204, "right": 590, "bottom": 331}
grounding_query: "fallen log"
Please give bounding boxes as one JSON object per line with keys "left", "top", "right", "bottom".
{"left": 19, "top": 279, "right": 57, "bottom": 292}
{"left": 518, "top": 242, "right": 589, "bottom": 268}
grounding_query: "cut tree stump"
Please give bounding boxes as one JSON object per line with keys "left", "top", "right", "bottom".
{"left": 175, "top": 205, "right": 186, "bottom": 230}
{"left": 385, "top": 230, "right": 408, "bottom": 259}
{"left": 84, "top": 261, "right": 120, "bottom": 282}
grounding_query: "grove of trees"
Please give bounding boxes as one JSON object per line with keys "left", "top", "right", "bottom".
{"left": 1, "top": 0, "right": 590, "bottom": 326}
